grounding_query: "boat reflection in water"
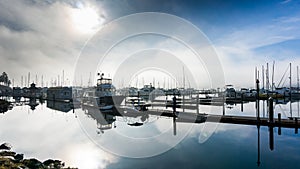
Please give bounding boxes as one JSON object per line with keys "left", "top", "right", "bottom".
{"left": 0, "top": 99, "right": 10, "bottom": 113}
{"left": 81, "top": 102, "right": 153, "bottom": 135}
{"left": 82, "top": 105, "right": 117, "bottom": 134}
{"left": 28, "top": 98, "right": 39, "bottom": 111}
{"left": 47, "top": 100, "right": 74, "bottom": 113}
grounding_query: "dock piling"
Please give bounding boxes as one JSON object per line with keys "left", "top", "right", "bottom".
{"left": 172, "top": 95, "right": 176, "bottom": 114}
{"left": 196, "top": 93, "right": 199, "bottom": 115}
{"left": 295, "top": 118, "right": 298, "bottom": 134}
{"left": 278, "top": 113, "right": 281, "bottom": 135}
{"left": 269, "top": 126, "right": 274, "bottom": 151}
{"left": 223, "top": 91, "right": 225, "bottom": 116}
{"left": 256, "top": 79, "right": 260, "bottom": 120}
{"left": 268, "top": 97, "right": 274, "bottom": 123}
{"left": 173, "top": 116, "right": 177, "bottom": 136}
{"left": 183, "top": 94, "right": 185, "bottom": 112}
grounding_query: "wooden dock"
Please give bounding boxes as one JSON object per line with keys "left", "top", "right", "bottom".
{"left": 82, "top": 104, "right": 300, "bottom": 129}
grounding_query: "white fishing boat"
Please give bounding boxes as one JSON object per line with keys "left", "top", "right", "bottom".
{"left": 82, "top": 73, "right": 125, "bottom": 111}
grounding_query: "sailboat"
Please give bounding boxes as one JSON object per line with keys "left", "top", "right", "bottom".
{"left": 291, "top": 65, "right": 300, "bottom": 99}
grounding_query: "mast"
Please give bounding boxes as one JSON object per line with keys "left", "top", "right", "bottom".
{"left": 41, "top": 75, "right": 44, "bottom": 87}
{"left": 62, "top": 70, "right": 65, "bottom": 86}
{"left": 290, "top": 62, "right": 292, "bottom": 97}
{"left": 25, "top": 76, "right": 27, "bottom": 88}
{"left": 153, "top": 77, "right": 155, "bottom": 88}
{"left": 183, "top": 66, "right": 185, "bottom": 89}
{"left": 58, "top": 75, "right": 60, "bottom": 87}
{"left": 21, "top": 76, "right": 23, "bottom": 87}
{"left": 297, "top": 66, "right": 299, "bottom": 91}
{"left": 297, "top": 66, "right": 299, "bottom": 117}
{"left": 35, "top": 74, "right": 38, "bottom": 85}
{"left": 136, "top": 75, "right": 138, "bottom": 88}
{"left": 290, "top": 62, "right": 292, "bottom": 118}
{"left": 272, "top": 61, "right": 275, "bottom": 91}
{"left": 255, "top": 67, "right": 257, "bottom": 82}
{"left": 266, "top": 63, "right": 269, "bottom": 91}
{"left": 88, "top": 72, "right": 91, "bottom": 87}
{"left": 28, "top": 72, "right": 30, "bottom": 87}
{"left": 262, "top": 65, "right": 265, "bottom": 90}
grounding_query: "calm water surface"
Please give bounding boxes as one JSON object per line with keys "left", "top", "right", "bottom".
{"left": 1, "top": 98, "right": 300, "bottom": 169}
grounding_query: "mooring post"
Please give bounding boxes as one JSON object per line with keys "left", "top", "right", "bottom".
{"left": 183, "top": 94, "right": 185, "bottom": 112}
{"left": 165, "top": 95, "right": 168, "bottom": 109}
{"left": 269, "top": 126, "right": 274, "bottom": 151}
{"left": 196, "top": 92, "right": 199, "bottom": 115}
{"left": 269, "top": 97, "right": 274, "bottom": 123}
{"left": 256, "top": 79, "right": 260, "bottom": 99}
{"left": 241, "top": 99, "right": 244, "bottom": 112}
{"left": 223, "top": 91, "right": 225, "bottom": 116}
{"left": 257, "top": 124, "right": 261, "bottom": 166}
{"left": 278, "top": 113, "right": 281, "bottom": 135}
{"left": 256, "top": 79, "right": 260, "bottom": 120}
{"left": 173, "top": 116, "right": 177, "bottom": 136}
{"left": 172, "top": 95, "right": 176, "bottom": 115}
{"left": 241, "top": 93, "right": 244, "bottom": 112}
{"left": 268, "top": 94, "right": 275, "bottom": 151}
{"left": 137, "top": 91, "right": 140, "bottom": 107}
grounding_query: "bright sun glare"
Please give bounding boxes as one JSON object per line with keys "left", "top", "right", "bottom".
{"left": 71, "top": 6, "right": 103, "bottom": 34}
{"left": 70, "top": 148, "right": 101, "bottom": 169}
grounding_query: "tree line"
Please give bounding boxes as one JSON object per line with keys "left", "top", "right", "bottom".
{"left": 0, "top": 72, "right": 11, "bottom": 86}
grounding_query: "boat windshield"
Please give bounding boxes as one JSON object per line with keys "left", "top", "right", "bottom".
{"left": 97, "top": 78, "right": 112, "bottom": 85}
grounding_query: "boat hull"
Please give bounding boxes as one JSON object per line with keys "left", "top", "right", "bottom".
{"left": 99, "top": 96, "right": 125, "bottom": 106}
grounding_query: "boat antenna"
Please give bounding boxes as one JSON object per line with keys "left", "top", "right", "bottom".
{"left": 183, "top": 66, "right": 185, "bottom": 89}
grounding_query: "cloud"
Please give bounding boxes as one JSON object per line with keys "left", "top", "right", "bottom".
{"left": 212, "top": 13, "right": 300, "bottom": 87}
{"left": 280, "top": 0, "right": 292, "bottom": 4}
{"left": 0, "top": 0, "right": 105, "bottom": 87}
{"left": 0, "top": 105, "right": 118, "bottom": 168}
{"left": 1, "top": 0, "right": 300, "bottom": 89}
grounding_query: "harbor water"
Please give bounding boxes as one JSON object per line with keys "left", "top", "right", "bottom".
{"left": 1, "top": 98, "right": 300, "bottom": 169}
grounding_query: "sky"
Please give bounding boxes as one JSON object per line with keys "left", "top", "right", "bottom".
{"left": 1, "top": 0, "right": 300, "bottom": 88}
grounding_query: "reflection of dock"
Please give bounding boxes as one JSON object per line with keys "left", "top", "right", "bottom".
{"left": 47, "top": 100, "right": 79, "bottom": 112}
{"left": 206, "top": 115, "right": 300, "bottom": 128}
{"left": 81, "top": 95, "right": 298, "bottom": 166}
{"left": 83, "top": 104, "right": 300, "bottom": 128}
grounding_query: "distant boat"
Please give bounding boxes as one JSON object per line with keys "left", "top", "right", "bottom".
{"left": 47, "top": 86, "right": 72, "bottom": 102}
{"left": 139, "top": 84, "right": 155, "bottom": 99}
{"left": 274, "top": 87, "right": 289, "bottom": 97}
{"left": 125, "top": 97, "right": 150, "bottom": 111}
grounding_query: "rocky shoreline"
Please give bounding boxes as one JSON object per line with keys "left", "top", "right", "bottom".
{"left": 0, "top": 143, "right": 76, "bottom": 169}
